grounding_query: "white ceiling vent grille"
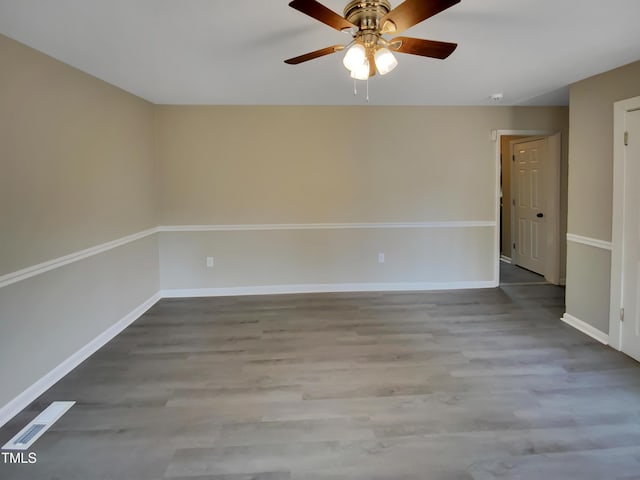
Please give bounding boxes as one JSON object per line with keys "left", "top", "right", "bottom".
{"left": 2, "top": 401, "right": 76, "bottom": 451}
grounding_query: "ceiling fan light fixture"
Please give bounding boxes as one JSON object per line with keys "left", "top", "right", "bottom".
{"left": 374, "top": 47, "right": 398, "bottom": 75}
{"left": 343, "top": 43, "right": 367, "bottom": 72}
{"left": 284, "top": 0, "right": 461, "bottom": 92}
{"left": 350, "top": 60, "right": 371, "bottom": 80}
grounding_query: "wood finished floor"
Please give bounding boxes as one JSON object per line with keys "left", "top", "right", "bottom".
{"left": 2, "top": 285, "right": 640, "bottom": 479}
{"left": 499, "top": 263, "right": 547, "bottom": 285}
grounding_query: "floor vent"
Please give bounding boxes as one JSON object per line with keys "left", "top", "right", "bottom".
{"left": 2, "top": 401, "right": 75, "bottom": 451}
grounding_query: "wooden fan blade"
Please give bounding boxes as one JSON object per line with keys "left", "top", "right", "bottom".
{"left": 284, "top": 45, "right": 344, "bottom": 65}
{"left": 381, "top": 0, "right": 460, "bottom": 34}
{"left": 391, "top": 37, "right": 458, "bottom": 59}
{"left": 289, "top": 0, "right": 356, "bottom": 32}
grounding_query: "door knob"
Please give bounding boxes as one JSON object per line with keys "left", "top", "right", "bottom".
{"left": 537, "top": 213, "right": 544, "bottom": 218}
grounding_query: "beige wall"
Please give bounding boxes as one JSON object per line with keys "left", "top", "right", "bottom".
{"left": 568, "top": 60, "right": 640, "bottom": 240}
{"left": 156, "top": 105, "right": 568, "bottom": 290}
{"left": 566, "top": 60, "right": 640, "bottom": 333}
{"left": 0, "top": 34, "right": 158, "bottom": 275}
{"left": 158, "top": 227, "right": 495, "bottom": 292}
{"left": 566, "top": 243, "right": 612, "bottom": 333}
{"left": 156, "top": 106, "right": 567, "bottom": 225}
{"left": 0, "top": 35, "right": 159, "bottom": 411}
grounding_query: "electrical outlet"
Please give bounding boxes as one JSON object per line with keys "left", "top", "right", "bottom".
{"left": 206, "top": 257, "right": 214, "bottom": 268}
{"left": 378, "top": 253, "right": 385, "bottom": 264}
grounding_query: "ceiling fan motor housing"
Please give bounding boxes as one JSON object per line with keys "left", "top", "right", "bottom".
{"left": 344, "top": 0, "right": 391, "bottom": 33}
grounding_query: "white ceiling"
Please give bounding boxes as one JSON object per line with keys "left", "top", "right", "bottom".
{"left": 1, "top": 0, "right": 640, "bottom": 106}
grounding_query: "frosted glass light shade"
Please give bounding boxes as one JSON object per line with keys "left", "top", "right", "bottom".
{"left": 374, "top": 47, "right": 398, "bottom": 75}
{"left": 350, "top": 60, "right": 370, "bottom": 80}
{"left": 343, "top": 44, "right": 367, "bottom": 72}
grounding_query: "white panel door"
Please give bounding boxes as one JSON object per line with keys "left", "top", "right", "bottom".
{"left": 622, "top": 109, "right": 640, "bottom": 362}
{"left": 513, "top": 139, "right": 546, "bottom": 275}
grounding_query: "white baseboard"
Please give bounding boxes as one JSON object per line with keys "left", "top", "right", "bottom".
{"left": 561, "top": 313, "right": 609, "bottom": 345}
{"left": 0, "top": 293, "right": 161, "bottom": 429}
{"left": 161, "top": 281, "right": 497, "bottom": 298}
{"left": 159, "top": 221, "right": 496, "bottom": 233}
{"left": 500, "top": 255, "right": 512, "bottom": 264}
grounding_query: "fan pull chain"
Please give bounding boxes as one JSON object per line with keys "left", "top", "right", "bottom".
{"left": 350, "top": 79, "right": 371, "bottom": 102}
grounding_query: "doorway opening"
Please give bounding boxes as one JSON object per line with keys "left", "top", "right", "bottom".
{"left": 494, "top": 130, "right": 564, "bottom": 286}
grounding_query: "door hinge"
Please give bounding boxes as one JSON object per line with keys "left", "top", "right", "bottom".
{"left": 620, "top": 308, "right": 625, "bottom": 322}
{"left": 624, "top": 131, "right": 629, "bottom": 146}
{"left": 512, "top": 154, "right": 515, "bottom": 162}
{"left": 512, "top": 199, "right": 516, "bottom": 206}
{"left": 513, "top": 243, "right": 516, "bottom": 250}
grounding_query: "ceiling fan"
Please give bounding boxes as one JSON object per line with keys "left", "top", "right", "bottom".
{"left": 284, "top": 0, "right": 460, "bottom": 80}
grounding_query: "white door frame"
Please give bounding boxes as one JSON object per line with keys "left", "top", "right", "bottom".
{"left": 493, "top": 130, "right": 561, "bottom": 285}
{"left": 609, "top": 95, "right": 640, "bottom": 351}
